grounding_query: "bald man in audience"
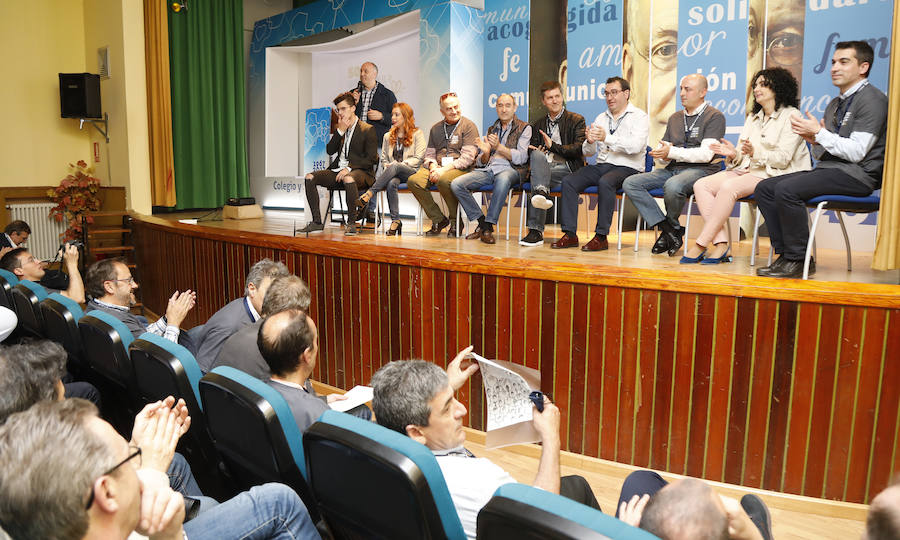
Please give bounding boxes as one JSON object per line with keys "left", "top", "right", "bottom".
{"left": 864, "top": 479, "right": 900, "bottom": 540}
{"left": 212, "top": 274, "right": 311, "bottom": 379}
{"left": 0, "top": 244, "right": 84, "bottom": 303}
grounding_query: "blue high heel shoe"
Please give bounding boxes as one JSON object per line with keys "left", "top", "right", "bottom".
{"left": 700, "top": 246, "right": 733, "bottom": 264}
{"left": 679, "top": 249, "right": 706, "bottom": 264}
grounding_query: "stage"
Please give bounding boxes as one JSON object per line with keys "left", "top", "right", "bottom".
{"left": 133, "top": 210, "right": 900, "bottom": 505}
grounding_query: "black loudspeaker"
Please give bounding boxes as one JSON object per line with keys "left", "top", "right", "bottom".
{"left": 59, "top": 73, "right": 102, "bottom": 119}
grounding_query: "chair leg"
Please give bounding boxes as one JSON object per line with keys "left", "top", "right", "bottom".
{"left": 505, "top": 189, "right": 512, "bottom": 241}
{"left": 684, "top": 194, "right": 694, "bottom": 245}
{"left": 617, "top": 195, "right": 625, "bottom": 251}
{"left": 835, "top": 210, "right": 852, "bottom": 271}
{"left": 803, "top": 202, "right": 826, "bottom": 280}
{"left": 519, "top": 188, "right": 526, "bottom": 236}
{"left": 750, "top": 204, "right": 761, "bottom": 266}
{"left": 634, "top": 215, "right": 642, "bottom": 253}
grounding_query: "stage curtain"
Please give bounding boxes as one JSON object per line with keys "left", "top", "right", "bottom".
{"left": 144, "top": 0, "right": 176, "bottom": 207}
{"left": 872, "top": 8, "right": 900, "bottom": 270}
{"left": 167, "top": 0, "right": 249, "bottom": 209}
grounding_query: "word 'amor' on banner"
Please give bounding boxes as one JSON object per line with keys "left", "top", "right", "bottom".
{"left": 483, "top": 0, "right": 531, "bottom": 125}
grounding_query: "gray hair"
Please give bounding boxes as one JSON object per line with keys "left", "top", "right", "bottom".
{"left": 0, "top": 399, "right": 113, "bottom": 540}
{"left": 371, "top": 360, "right": 448, "bottom": 435}
{"left": 640, "top": 478, "right": 728, "bottom": 540}
{"left": 244, "top": 258, "right": 289, "bottom": 296}
{"left": 0, "top": 340, "right": 67, "bottom": 424}
{"left": 260, "top": 275, "right": 311, "bottom": 316}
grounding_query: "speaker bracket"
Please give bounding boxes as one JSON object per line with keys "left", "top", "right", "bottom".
{"left": 78, "top": 112, "right": 109, "bottom": 143}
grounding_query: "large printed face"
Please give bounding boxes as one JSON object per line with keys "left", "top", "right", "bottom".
{"left": 766, "top": 0, "right": 805, "bottom": 84}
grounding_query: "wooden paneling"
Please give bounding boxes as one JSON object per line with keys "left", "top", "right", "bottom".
{"left": 133, "top": 217, "right": 900, "bottom": 504}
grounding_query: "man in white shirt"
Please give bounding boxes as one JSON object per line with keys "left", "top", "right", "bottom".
{"left": 371, "top": 347, "right": 600, "bottom": 539}
{"left": 552, "top": 77, "right": 649, "bottom": 251}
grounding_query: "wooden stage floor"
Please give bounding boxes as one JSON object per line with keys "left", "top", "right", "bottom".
{"left": 170, "top": 209, "right": 900, "bottom": 287}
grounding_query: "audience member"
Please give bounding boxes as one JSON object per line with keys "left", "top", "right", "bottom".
{"left": 617, "top": 470, "right": 771, "bottom": 540}
{"left": 371, "top": 347, "right": 600, "bottom": 539}
{"left": 0, "top": 244, "right": 85, "bottom": 303}
{"left": 552, "top": 77, "right": 648, "bottom": 251}
{"left": 755, "top": 40, "right": 887, "bottom": 278}
{"left": 258, "top": 309, "right": 371, "bottom": 430}
{"left": 193, "top": 258, "right": 289, "bottom": 372}
{"left": 864, "top": 478, "right": 900, "bottom": 540}
{"left": 622, "top": 73, "right": 726, "bottom": 256}
{"left": 681, "top": 68, "right": 810, "bottom": 265}
{"left": 355, "top": 102, "right": 426, "bottom": 236}
{"left": 212, "top": 274, "right": 311, "bottom": 379}
{"left": 0, "top": 399, "right": 320, "bottom": 540}
{"left": 299, "top": 91, "right": 379, "bottom": 236}
{"left": 407, "top": 92, "right": 480, "bottom": 237}
{"left": 0, "top": 220, "right": 30, "bottom": 258}
{"left": 451, "top": 93, "right": 531, "bottom": 245}
{"left": 85, "top": 258, "right": 198, "bottom": 354}
{"left": 520, "top": 80, "right": 586, "bottom": 247}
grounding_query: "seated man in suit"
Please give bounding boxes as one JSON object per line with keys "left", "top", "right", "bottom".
{"left": 84, "top": 257, "right": 197, "bottom": 354}
{"left": 258, "top": 308, "right": 370, "bottom": 431}
{"left": 211, "top": 274, "right": 310, "bottom": 380}
{"left": 0, "top": 244, "right": 85, "bottom": 303}
{"left": 1, "top": 219, "right": 30, "bottom": 258}
{"left": 298, "top": 91, "right": 379, "bottom": 236}
{"left": 0, "top": 400, "right": 320, "bottom": 540}
{"left": 194, "top": 258, "right": 289, "bottom": 372}
{"left": 371, "top": 349, "right": 600, "bottom": 539}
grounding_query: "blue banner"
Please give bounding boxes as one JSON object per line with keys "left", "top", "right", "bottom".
{"left": 566, "top": 0, "right": 624, "bottom": 128}
{"left": 800, "top": 0, "right": 892, "bottom": 117}
{"left": 304, "top": 107, "right": 332, "bottom": 174}
{"left": 677, "top": 0, "right": 750, "bottom": 140}
{"left": 482, "top": 0, "right": 531, "bottom": 125}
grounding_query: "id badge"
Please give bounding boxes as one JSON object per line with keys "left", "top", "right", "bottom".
{"left": 441, "top": 156, "right": 454, "bottom": 167}
{"left": 450, "top": 135, "right": 459, "bottom": 144}
{"left": 544, "top": 151, "right": 553, "bottom": 163}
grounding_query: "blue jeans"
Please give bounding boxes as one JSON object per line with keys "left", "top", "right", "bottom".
{"left": 167, "top": 452, "right": 219, "bottom": 514}
{"left": 369, "top": 162, "right": 416, "bottom": 221}
{"left": 184, "top": 483, "right": 320, "bottom": 539}
{"left": 526, "top": 148, "right": 571, "bottom": 231}
{"left": 621, "top": 167, "right": 710, "bottom": 228}
{"left": 450, "top": 168, "right": 519, "bottom": 224}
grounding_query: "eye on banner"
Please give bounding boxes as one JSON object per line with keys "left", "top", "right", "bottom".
{"left": 482, "top": 0, "right": 531, "bottom": 127}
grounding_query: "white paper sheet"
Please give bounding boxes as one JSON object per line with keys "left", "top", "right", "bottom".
{"left": 328, "top": 385, "right": 374, "bottom": 412}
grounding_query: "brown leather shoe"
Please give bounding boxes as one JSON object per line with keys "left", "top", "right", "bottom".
{"left": 551, "top": 233, "right": 579, "bottom": 249}
{"left": 465, "top": 226, "right": 484, "bottom": 240}
{"left": 480, "top": 229, "right": 496, "bottom": 244}
{"left": 581, "top": 234, "right": 608, "bottom": 252}
{"left": 425, "top": 217, "right": 450, "bottom": 236}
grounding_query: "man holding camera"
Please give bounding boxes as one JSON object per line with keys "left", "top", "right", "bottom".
{"left": 0, "top": 243, "right": 85, "bottom": 303}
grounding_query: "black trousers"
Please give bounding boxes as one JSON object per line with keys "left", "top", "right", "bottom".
{"left": 559, "top": 163, "right": 637, "bottom": 236}
{"left": 560, "top": 474, "right": 602, "bottom": 512}
{"left": 754, "top": 168, "right": 872, "bottom": 260}
{"left": 305, "top": 169, "right": 375, "bottom": 224}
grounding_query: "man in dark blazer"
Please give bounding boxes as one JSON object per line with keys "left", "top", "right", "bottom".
{"left": 1, "top": 220, "right": 31, "bottom": 257}
{"left": 352, "top": 62, "right": 397, "bottom": 144}
{"left": 299, "top": 91, "right": 379, "bottom": 235}
{"left": 193, "top": 258, "right": 290, "bottom": 372}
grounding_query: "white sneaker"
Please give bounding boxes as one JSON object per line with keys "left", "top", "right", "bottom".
{"left": 531, "top": 193, "right": 554, "bottom": 210}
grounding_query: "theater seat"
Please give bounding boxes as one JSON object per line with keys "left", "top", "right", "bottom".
{"left": 477, "top": 483, "right": 659, "bottom": 540}
{"left": 130, "top": 333, "right": 236, "bottom": 500}
{"left": 40, "top": 293, "right": 86, "bottom": 372}
{"left": 11, "top": 280, "right": 48, "bottom": 337}
{"left": 303, "top": 410, "right": 466, "bottom": 540}
{"left": 198, "top": 366, "right": 320, "bottom": 522}
{"left": 0, "top": 269, "right": 18, "bottom": 314}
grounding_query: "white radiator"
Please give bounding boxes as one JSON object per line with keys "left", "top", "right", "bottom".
{"left": 6, "top": 203, "right": 69, "bottom": 261}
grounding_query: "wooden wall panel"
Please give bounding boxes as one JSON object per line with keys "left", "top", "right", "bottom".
{"left": 132, "top": 219, "right": 900, "bottom": 504}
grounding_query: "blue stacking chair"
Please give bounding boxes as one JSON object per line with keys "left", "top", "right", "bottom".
{"left": 0, "top": 269, "right": 18, "bottom": 314}
{"left": 130, "top": 334, "right": 237, "bottom": 500}
{"left": 477, "top": 483, "right": 660, "bottom": 540}
{"left": 801, "top": 191, "right": 881, "bottom": 280}
{"left": 303, "top": 410, "right": 466, "bottom": 540}
{"left": 40, "top": 293, "right": 86, "bottom": 371}
{"left": 198, "top": 366, "right": 320, "bottom": 522}
{"left": 11, "top": 280, "right": 48, "bottom": 337}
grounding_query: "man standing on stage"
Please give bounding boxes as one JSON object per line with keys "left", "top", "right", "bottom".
{"left": 622, "top": 73, "right": 725, "bottom": 256}
{"left": 451, "top": 94, "right": 531, "bottom": 245}
{"left": 299, "top": 91, "right": 379, "bottom": 236}
{"left": 519, "top": 81, "right": 586, "bottom": 247}
{"left": 353, "top": 62, "right": 398, "bottom": 225}
{"left": 407, "top": 93, "right": 480, "bottom": 237}
{"left": 552, "top": 77, "right": 648, "bottom": 251}
{"left": 755, "top": 40, "right": 887, "bottom": 278}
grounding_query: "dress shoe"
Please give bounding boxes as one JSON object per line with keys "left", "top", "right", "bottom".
{"left": 425, "top": 217, "right": 450, "bottom": 236}
{"left": 465, "top": 226, "right": 484, "bottom": 240}
{"left": 551, "top": 233, "right": 579, "bottom": 249}
{"left": 666, "top": 229, "right": 684, "bottom": 256}
{"left": 344, "top": 224, "right": 357, "bottom": 236}
{"left": 386, "top": 220, "right": 402, "bottom": 236}
{"left": 679, "top": 249, "right": 706, "bottom": 264}
{"left": 651, "top": 231, "right": 671, "bottom": 254}
{"left": 766, "top": 258, "right": 814, "bottom": 279}
{"left": 480, "top": 229, "right": 496, "bottom": 244}
{"left": 756, "top": 255, "right": 788, "bottom": 276}
{"left": 519, "top": 229, "right": 543, "bottom": 246}
{"left": 297, "top": 221, "right": 324, "bottom": 234}
{"left": 700, "top": 246, "right": 732, "bottom": 264}
{"left": 447, "top": 224, "right": 457, "bottom": 238}
{"left": 581, "top": 234, "right": 608, "bottom": 252}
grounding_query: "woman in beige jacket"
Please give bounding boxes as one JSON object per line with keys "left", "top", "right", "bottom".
{"left": 682, "top": 67, "right": 811, "bottom": 264}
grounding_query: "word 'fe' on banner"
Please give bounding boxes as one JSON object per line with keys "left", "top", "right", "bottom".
{"left": 483, "top": 0, "right": 531, "bottom": 124}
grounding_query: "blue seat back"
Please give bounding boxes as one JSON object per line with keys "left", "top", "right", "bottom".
{"left": 79, "top": 309, "right": 136, "bottom": 388}
{"left": 199, "top": 366, "right": 318, "bottom": 521}
{"left": 40, "top": 293, "right": 85, "bottom": 358}
{"left": 131, "top": 332, "right": 204, "bottom": 408}
{"left": 644, "top": 146, "right": 653, "bottom": 172}
{"left": 478, "top": 483, "right": 660, "bottom": 540}
{"left": 304, "top": 409, "right": 466, "bottom": 540}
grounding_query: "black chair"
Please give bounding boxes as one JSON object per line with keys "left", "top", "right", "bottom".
{"left": 199, "top": 366, "right": 320, "bottom": 523}
{"left": 11, "top": 280, "right": 48, "bottom": 337}
{"left": 130, "top": 333, "right": 237, "bottom": 500}
{"left": 0, "top": 269, "right": 18, "bottom": 314}
{"left": 303, "top": 410, "right": 466, "bottom": 540}
{"left": 40, "top": 293, "right": 86, "bottom": 373}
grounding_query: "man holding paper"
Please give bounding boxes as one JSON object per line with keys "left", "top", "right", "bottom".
{"left": 371, "top": 346, "right": 600, "bottom": 539}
